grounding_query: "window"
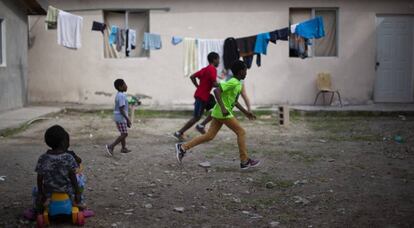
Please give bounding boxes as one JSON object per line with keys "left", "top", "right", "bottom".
{"left": 0, "top": 18, "right": 4, "bottom": 65}
{"left": 103, "top": 10, "right": 149, "bottom": 59}
{"left": 289, "top": 8, "right": 338, "bottom": 58}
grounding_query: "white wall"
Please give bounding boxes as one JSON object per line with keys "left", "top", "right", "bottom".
{"left": 0, "top": 0, "right": 29, "bottom": 112}
{"left": 27, "top": 0, "right": 414, "bottom": 107}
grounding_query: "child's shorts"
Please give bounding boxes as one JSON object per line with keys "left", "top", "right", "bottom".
{"left": 116, "top": 122, "right": 128, "bottom": 134}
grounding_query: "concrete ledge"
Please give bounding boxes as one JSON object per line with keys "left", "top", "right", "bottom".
{"left": 0, "top": 106, "right": 62, "bottom": 134}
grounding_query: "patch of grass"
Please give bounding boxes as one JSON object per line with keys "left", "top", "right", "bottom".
{"left": 255, "top": 173, "right": 294, "bottom": 189}
{"left": 66, "top": 109, "right": 194, "bottom": 119}
{"left": 0, "top": 124, "right": 29, "bottom": 137}
{"left": 244, "top": 196, "right": 281, "bottom": 208}
{"left": 277, "top": 212, "right": 299, "bottom": 223}
{"left": 324, "top": 134, "right": 381, "bottom": 142}
{"left": 353, "top": 164, "right": 366, "bottom": 170}
{"left": 214, "top": 166, "right": 239, "bottom": 172}
{"left": 285, "top": 150, "right": 322, "bottom": 164}
{"left": 300, "top": 116, "right": 384, "bottom": 142}
{"left": 134, "top": 110, "right": 192, "bottom": 118}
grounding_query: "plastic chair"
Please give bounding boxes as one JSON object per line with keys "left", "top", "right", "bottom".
{"left": 313, "top": 73, "right": 342, "bottom": 106}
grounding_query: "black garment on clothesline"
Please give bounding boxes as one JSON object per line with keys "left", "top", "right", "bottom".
{"left": 236, "top": 35, "right": 261, "bottom": 69}
{"left": 91, "top": 21, "right": 106, "bottom": 33}
{"left": 126, "top": 29, "right": 129, "bottom": 57}
{"left": 270, "top": 27, "right": 289, "bottom": 43}
{"left": 223, "top": 37, "right": 240, "bottom": 70}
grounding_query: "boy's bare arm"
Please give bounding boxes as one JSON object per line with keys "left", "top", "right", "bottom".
{"left": 235, "top": 102, "right": 256, "bottom": 120}
{"left": 240, "top": 86, "right": 251, "bottom": 111}
{"left": 213, "top": 88, "right": 229, "bottom": 116}
{"left": 190, "top": 74, "right": 199, "bottom": 88}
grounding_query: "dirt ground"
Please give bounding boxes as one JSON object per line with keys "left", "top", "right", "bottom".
{"left": 0, "top": 110, "right": 413, "bottom": 228}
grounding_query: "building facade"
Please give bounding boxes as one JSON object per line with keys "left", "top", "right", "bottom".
{"left": 27, "top": 0, "right": 414, "bottom": 107}
{"left": 0, "top": 0, "right": 46, "bottom": 112}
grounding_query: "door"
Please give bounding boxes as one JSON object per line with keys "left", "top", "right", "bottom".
{"left": 375, "top": 16, "right": 414, "bottom": 103}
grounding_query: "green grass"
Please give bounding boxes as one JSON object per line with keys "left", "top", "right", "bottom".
{"left": 285, "top": 150, "right": 323, "bottom": 164}
{"left": 244, "top": 195, "right": 282, "bottom": 208}
{"left": 255, "top": 172, "right": 295, "bottom": 189}
{"left": 0, "top": 124, "right": 30, "bottom": 137}
{"left": 298, "top": 116, "right": 383, "bottom": 142}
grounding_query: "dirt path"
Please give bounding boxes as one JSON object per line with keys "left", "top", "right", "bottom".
{"left": 0, "top": 111, "right": 413, "bottom": 228}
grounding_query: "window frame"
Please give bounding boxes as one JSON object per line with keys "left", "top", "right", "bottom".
{"left": 103, "top": 9, "right": 150, "bottom": 59}
{"left": 0, "top": 18, "right": 6, "bottom": 67}
{"left": 313, "top": 8, "right": 339, "bottom": 58}
{"left": 289, "top": 7, "right": 339, "bottom": 58}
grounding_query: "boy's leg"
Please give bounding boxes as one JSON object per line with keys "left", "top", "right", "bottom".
{"left": 182, "top": 118, "right": 223, "bottom": 151}
{"left": 196, "top": 97, "right": 215, "bottom": 134}
{"left": 221, "top": 118, "right": 248, "bottom": 162}
{"left": 198, "top": 113, "right": 213, "bottom": 127}
{"left": 108, "top": 135, "right": 123, "bottom": 149}
{"left": 107, "top": 123, "right": 128, "bottom": 154}
{"left": 175, "top": 99, "right": 205, "bottom": 137}
{"left": 121, "top": 136, "right": 126, "bottom": 149}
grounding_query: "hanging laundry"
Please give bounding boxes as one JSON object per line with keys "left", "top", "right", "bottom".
{"left": 57, "top": 10, "right": 83, "bottom": 49}
{"left": 236, "top": 35, "right": 260, "bottom": 69}
{"left": 295, "top": 16, "right": 325, "bottom": 39}
{"left": 289, "top": 33, "right": 308, "bottom": 59}
{"left": 197, "top": 39, "right": 225, "bottom": 75}
{"left": 126, "top": 29, "right": 129, "bottom": 56}
{"left": 126, "top": 29, "right": 136, "bottom": 56}
{"left": 254, "top": 32, "right": 271, "bottom": 55}
{"left": 143, "top": 32, "right": 162, "bottom": 50}
{"left": 172, "top": 36, "right": 183, "bottom": 45}
{"left": 45, "top": 5, "right": 59, "bottom": 30}
{"left": 223, "top": 37, "right": 239, "bottom": 70}
{"left": 290, "top": 23, "right": 299, "bottom": 34}
{"left": 91, "top": 21, "right": 106, "bottom": 33}
{"left": 183, "top": 38, "right": 198, "bottom": 77}
{"left": 109, "top": 26, "right": 118, "bottom": 45}
{"left": 269, "top": 27, "right": 289, "bottom": 43}
{"left": 116, "top": 29, "right": 125, "bottom": 52}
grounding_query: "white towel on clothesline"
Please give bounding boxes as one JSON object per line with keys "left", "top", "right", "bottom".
{"left": 57, "top": 10, "right": 83, "bottom": 49}
{"left": 197, "top": 39, "right": 224, "bottom": 77}
{"left": 183, "top": 38, "right": 198, "bottom": 77}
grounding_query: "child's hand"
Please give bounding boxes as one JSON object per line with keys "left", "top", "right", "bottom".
{"left": 246, "top": 111, "right": 256, "bottom": 120}
{"left": 127, "top": 119, "right": 132, "bottom": 128}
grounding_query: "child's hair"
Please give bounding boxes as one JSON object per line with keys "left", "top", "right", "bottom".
{"left": 44, "top": 125, "right": 69, "bottom": 150}
{"left": 207, "top": 52, "right": 219, "bottom": 63}
{"left": 231, "top": 60, "right": 247, "bottom": 75}
{"left": 114, "top": 79, "right": 125, "bottom": 91}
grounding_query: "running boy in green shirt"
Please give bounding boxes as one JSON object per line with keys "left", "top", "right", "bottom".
{"left": 175, "top": 60, "right": 260, "bottom": 170}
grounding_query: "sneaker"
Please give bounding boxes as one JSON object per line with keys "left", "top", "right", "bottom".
{"left": 175, "top": 143, "right": 186, "bottom": 163}
{"left": 105, "top": 145, "right": 113, "bottom": 156}
{"left": 121, "top": 148, "right": 131, "bottom": 153}
{"left": 240, "top": 158, "right": 261, "bottom": 170}
{"left": 173, "top": 132, "right": 185, "bottom": 142}
{"left": 195, "top": 124, "right": 206, "bottom": 134}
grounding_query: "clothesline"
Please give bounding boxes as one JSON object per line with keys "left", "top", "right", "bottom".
{"left": 46, "top": 4, "right": 325, "bottom": 75}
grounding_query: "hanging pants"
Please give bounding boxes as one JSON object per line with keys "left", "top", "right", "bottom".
{"left": 182, "top": 117, "right": 248, "bottom": 162}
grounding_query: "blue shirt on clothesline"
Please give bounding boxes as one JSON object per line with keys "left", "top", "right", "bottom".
{"left": 295, "top": 16, "right": 325, "bottom": 39}
{"left": 143, "top": 32, "right": 162, "bottom": 50}
{"left": 109, "top": 26, "right": 118, "bottom": 45}
{"left": 254, "top": 32, "right": 271, "bottom": 55}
